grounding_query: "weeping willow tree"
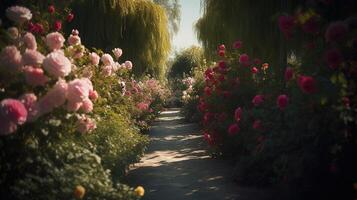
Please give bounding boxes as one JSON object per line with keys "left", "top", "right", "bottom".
{"left": 169, "top": 46, "right": 204, "bottom": 78}
{"left": 196, "top": 0, "right": 296, "bottom": 78}
{"left": 69, "top": 0, "right": 171, "bottom": 79}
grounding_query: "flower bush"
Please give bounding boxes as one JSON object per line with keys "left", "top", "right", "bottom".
{"left": 0, "top": 4, "right": 166, "bottom": 199}
{"left": 186, "top": 1, "right": 356, "bottom": 199}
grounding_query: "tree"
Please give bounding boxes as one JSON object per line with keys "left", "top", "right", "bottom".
{"left": 169, "top": 46, "right": 204, "bottom": 78}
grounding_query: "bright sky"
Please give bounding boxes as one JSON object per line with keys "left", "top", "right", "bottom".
{"left": 172, "top": 0, "right": 202, "bottom": 53}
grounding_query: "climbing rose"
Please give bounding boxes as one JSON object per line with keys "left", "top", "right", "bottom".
{"left": 23, "top": 32, "right": 37, "bottom": 50}
{"left": 125, "top": 61, "right": 133, "bottom": 70}
{"left": 252, "top": 95, "right": 264, "bottom": 106}
{"left": 23, "top": 66, "right": 49, "bottom": 86}
{"left": 37, "top": 79, "right": 68, "bottom": 115}
{"left": 325, "top": 21, "right": 348, "bottom": 43}
{"left": 233, "top": 40, "right": 242, "bottom": 49}
{"left": 43, "top": 51, "right": 71, "bottom": 78}
{"left": 234, "top": 107, "right": 242, "bottom": 122}
{"left": 285, "top": 67, "right": 294, "bottom": 81}
{"left": 239, "top": 53, "right": 250, "bottom": 66}
{"left": 89, "top": 52, "right": 100, "bottom": 65}
{"left": 278, "top": 15, "right": 295, "bottom": 38}
{"left": 0, "top": 45, "right": 22, "bottom": 71}
{"left": 228, "top": 124, "right": 240, "bottom": 136}
{"left": 101, "top": 54, "right": 114, "bottom": 66}
{"left": 277, "top": 94, "right": 289, "bottom": 110}
{"left": 0, "top": 99, "right": 27, "bottom": 125}
{"left": 298, "top": 76, "right": 316, "bottom": 94}
{"left": 112, "top": 48, "right": 123, "bottom": 60}
{"left": 22, "top": 49, "right": 45, "bottom": 66}
{"left": 252, "top": 120, "right": 262, "bottom": 130}
{"left": 6, "top": 6, "right": 32, "bottom": 24}
{"left": 324, "top": 48, "right": 343, "bottom": 69}
{"left": 45, "top": 32, "right": 65, "bottom": 50}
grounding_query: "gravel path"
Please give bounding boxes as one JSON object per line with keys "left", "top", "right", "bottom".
{"left": 127, "top": 108, "right": 273, "bottom": 200}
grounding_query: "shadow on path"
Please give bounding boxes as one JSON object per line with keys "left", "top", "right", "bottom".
{"left": 126, "top": 108, "right": 273, "bottom": 200}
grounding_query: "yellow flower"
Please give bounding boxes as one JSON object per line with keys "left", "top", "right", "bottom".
{"left": 134, "top": 186, "right": 145, "bottom": 197}
{"left": 73, "top": 185, "right": 86, "bottom": 199}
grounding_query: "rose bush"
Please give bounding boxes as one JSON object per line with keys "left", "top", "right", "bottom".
{"left": 184, "top": 1, "right": 356, "bottom": 199}
{"left": 0, "top": 4, "right": 167, "bottom": 199}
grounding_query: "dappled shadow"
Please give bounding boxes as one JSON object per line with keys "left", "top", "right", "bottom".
{"left": 127, "top": 108, "right": 274, "bottom": 200}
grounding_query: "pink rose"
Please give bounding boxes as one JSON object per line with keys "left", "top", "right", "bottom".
{"left": 0, "top": 45, "right": 22, "bottom": 71}
{"left": 67, "top": 78, "right": 93, "bottom": 103}
{"left": 124, "top": 60, "right": 133, "bottom": 70}
{"left": 66, "top": 101, "right": 82, "bottom": 112}
{"left": 0, "top": 98, "right": 27, "bottom": 125}
{"left": 43, "top": 51, "right": 72, "bottom": 78}
{"left": 324, "top": 48, "right": 343, "bottom": 69}
{"left": 137, "top": 102, "right": 149, "bottom": 111}
{"left": 239, "top": 53, "right": 250, "bottom": 66}
{"left": 101, "top": 54, "right": 114, "bottom": 65}
{"left": 234, "top": 107, "right": 242, "bottom": 122}
{"left": 81, "top": 99, "right": 93, "bottom": 113}
{"left": 277, "top": 94, "right": 289, "bottom": 110}
{"left": 218, "top": 44, "right": 225, "bottom": 50}
{"left": 48, "top": 5, "right": 55, "bottom": 14}
{"left": 89, "top": 52, "right": 100, "bottom": 65}
{"left": 23, "top": 32, "right": 37, "bottom": 50}
{"left": 76, "top": 116, "right": 96, "bottom": 133}
{"left": 19, "top": 93, "right": 38, "bottom": 121}
{"left": 233, "top": 40, "right": 242, "bottom": 49}
{"left": 102, "top": 65, "right": 113, "bottom": 76}
{"left": 298, "top": 75, "right": 317, "bottom": 94}
{"left": 252, "top": 95, "right": 264, "bottom": 106}
{"left": 6, "top": 6, "right": 32, "bottom": 24}
{"left": 22, "top": 49, "right": 45, "bottom": 66}
{"left": 37, "top": 79, "right": 68, "bottom": 115}
{"left": 112, "top": 48, "right": 123, "bottom": 60}
{"left": 68, "top": 34, "right": 81, "bottom": 46}
{"left": 23, "top": 66, "right": 49, "bottom": 86}
{"left": 89, "top": 90, "right": 99, "bottom": 101}
{"left": 45, "top": 32, "right": 65, "bottom": 50}
{"left": 285, "top": 67, "right": 294, "bottom": 81}
{"left": 228, "top": 123, "right": 240, "bottom": 136}
{"left": 325, "top": 21, "right": 348, "bottom": 43}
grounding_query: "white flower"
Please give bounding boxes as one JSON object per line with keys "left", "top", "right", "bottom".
{"left": 6, "top": 6, "right": 32, "bottom": 24}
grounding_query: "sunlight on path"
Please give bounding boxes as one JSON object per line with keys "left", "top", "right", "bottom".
{"left": 127, "top": 108, "right": 273, "bottom": 200}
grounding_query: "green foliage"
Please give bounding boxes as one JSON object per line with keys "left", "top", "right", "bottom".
{"left": 69, "top": 0, "right": 171, "bottom": 79}
{"left": 169, "top": 46, "right": 204, "bottom": 78}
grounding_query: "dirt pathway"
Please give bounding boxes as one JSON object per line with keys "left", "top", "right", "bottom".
{"left": 127, "top": 108, "right": 273, "bottom": 200}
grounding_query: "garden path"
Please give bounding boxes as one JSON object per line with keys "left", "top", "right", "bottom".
{"left": 127, "top": 108, "right": 273, "bottom": 200}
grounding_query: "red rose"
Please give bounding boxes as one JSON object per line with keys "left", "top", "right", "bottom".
{"left": 325, "top": 21, "right": 348, "bottom": 43}
{"left": 277, "top": 94, "right": 289, "bottom": 110}
{"left": 234, "top": 107, "right": 242, "bottom": 122}
{"left": 54, "top": 20, "right": 62, "bottom": 31}
{"left": 67, "top": 13, "right": 75, "bottom": 22}
{"left": 298, "top": 75, "right": 317, "bottom": 94}
{"left": 278, "top": 15, "right": 296, "bottom": 39}
{"left": 324, "top": 48, "right": 343, "bottom": 69}
{"left": 252, "top": 95, "right": 264, "bottom": 106}
{"left": 228, "top": 123, "right": 240, "bottom": 136}
{"left": 48, "top": 5, "right": 55, "bottom": 14}
{"left": 284, "top": 67, "right": 294, "bottom": 81}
